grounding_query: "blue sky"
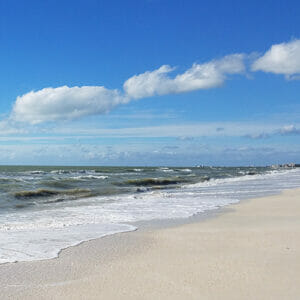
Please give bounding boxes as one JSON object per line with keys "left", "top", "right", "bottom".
{"left": 0, "top": 0, "right": 299, "bottom": 166}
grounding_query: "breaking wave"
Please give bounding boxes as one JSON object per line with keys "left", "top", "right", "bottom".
{"left": 124, "top": 177, "right": 185, "bottom": 186}
{"left": 14, "top": 188, "right": 92, "bottom": 199}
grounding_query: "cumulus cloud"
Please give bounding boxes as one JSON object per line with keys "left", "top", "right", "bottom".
{"left": 6, "top": 39, "right": 300, "bottom": 125}
{"left": 252, "top": 39, "right": 300, "bottom": 79}
{"left": 9, "top": 54, "right": 246, "bottom": 124}
{"left": 12, "top": 86, "right": 128, "bottom": 124}
{"left": 123, "top": 54, "right": 245, "bottom": 99}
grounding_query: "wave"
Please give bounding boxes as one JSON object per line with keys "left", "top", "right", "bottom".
{"left": 246, "top": 171, "right": 257, "bottom": 175}
{"left": 0, "top": 177, "right": 29, "bottom": 183}
{"left": 14, "top": 203, "right": 35, "bottom": 209}
{"left": 0, "top": 177, "right": 14, "bottom": 182}
{"left": 28, "top": 170, "right": 46, "bottom": 175}
{"left": 124, "top": 177, "right": 185, "bottom": 186}
{"left": 70, "top": 175, "right": 108, "bottom": 180}
{"left": 184, "top": 169, "right": 293, "bottom": 189}
{"left": 50, "top": 170, "right": 72, "bottom": 174}
{"left": 14, "top": 188, "right": 92, "bottom": 199}
{"left": 198, "top": 176, "right": 210, "bottom": 182}
{"left": 180, "top": 168, "right": 192, "bottom": 172}
{"left": 158, "top": 167, "right": 174, "bottom": 172}
{"left": 41, "top": 179, "right": 76, "bottom": 188}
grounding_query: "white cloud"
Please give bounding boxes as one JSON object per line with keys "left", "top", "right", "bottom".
{"left": 9, "top": 54, "right": 245, "bottom": 124}
{"left": 278, "top": 125, "right": 300, "bottom": 135}
{"left": 5, "top": 39, "right": 300, "bottom": 126}
{"left": 252, "top": 39, "right": 300, "bottom": 79}
{"left": 0, "top": 119, "right": 28, "bottom": 135}
{"left": 124, "top": 65, "right": 176, "bottom": 99}
{"left": 243, "top": 133, "right": 270, "bottom": 139}
{"left": 123, "top": 54, "right": 245, "bottom": 99}
{"left": 12, "top": 86, "right": 128, "bottom": 124}
{"left": 244, "top": 124, "right": 300, "bottom": 139}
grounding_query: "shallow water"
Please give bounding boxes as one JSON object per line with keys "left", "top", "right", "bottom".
{"left": 0, "top": 165, "right": 299, "bottom": 263}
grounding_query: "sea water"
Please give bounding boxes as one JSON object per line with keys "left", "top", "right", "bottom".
{"left": 0, "top": 165, "right": 299, "bottom": 263}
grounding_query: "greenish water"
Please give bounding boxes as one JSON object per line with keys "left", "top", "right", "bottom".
{"left": 0, "top": 165, "right": 271, "bottom": 213}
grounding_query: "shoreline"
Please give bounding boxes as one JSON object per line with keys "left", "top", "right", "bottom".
{"left": 1, "top": 167, "right": 299, "bottom": 265}
{"left": 1, "top": 188, "right": 300, "bottom": 299}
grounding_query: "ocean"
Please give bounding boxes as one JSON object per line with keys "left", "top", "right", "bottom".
{"left": 0, "top": 165, "right": 299, "bottom": 264}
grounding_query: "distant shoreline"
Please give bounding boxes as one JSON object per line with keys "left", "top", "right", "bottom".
{"left": 0, "top": 164, "right": 298, "bottom": 167}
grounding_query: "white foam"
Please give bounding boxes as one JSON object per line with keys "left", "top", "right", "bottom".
{"left": 0, "top": 223, "right": 136, "bottom": 264}
{"left": 159, "top": 167, "right": 174, "bottom": 172}
{"left": 181, "top": 168, "right": 192, "bottom": 172}
{"left": 70, "top": 175, "right": 108, "bottom": 180}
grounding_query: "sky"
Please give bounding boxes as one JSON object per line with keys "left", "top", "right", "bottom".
{"left": 0, "top": 0, "right": 299, "bottom": 166}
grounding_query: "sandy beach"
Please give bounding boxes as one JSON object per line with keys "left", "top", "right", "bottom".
{"left": 1, "top": 188, "right": 300, "bottom": 300}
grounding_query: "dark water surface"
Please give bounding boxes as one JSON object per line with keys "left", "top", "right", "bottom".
{"left": 0, "top": 165, "right": 273, "bottom": 213}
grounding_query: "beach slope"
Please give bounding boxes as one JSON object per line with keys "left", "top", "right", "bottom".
{"left": 1, "top": 189, "right": 300, "bottom": 299}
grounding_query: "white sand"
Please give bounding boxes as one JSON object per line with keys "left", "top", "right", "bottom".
{"left": 1, "top": 188, "right": 300, "bottom": 299}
